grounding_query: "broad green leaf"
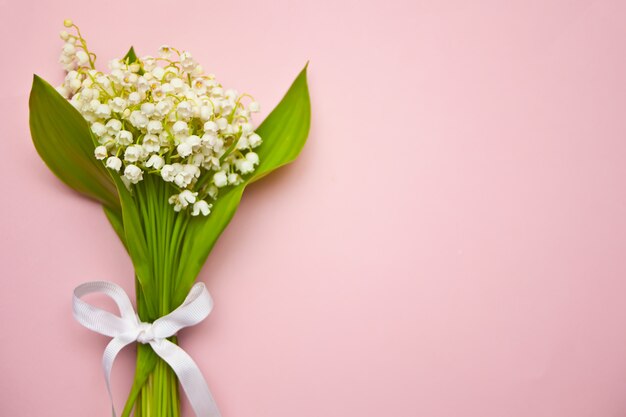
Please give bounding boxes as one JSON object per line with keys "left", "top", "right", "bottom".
{"left": 174, "top": 64, "right": 311, "bottom": 301}
{"left": 252, "top": 63, "right": 311, "bottom": 182}
{"left": 29, "top": 75, "right": 120, "bottom": 209}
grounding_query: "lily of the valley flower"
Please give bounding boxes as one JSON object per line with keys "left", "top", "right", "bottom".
{"left": 168, "top": 190, "right": 197, "bottom": 212}
{"left": 124, "top": 164, "right": 143, "bottom": 184}
{"left": 145, "top": 154, "right": 165, "bottom": 170}
{"left": 94, "top": 146, "right": 108, "bottom": 160}
{"left": 191, "top": 200, "right": 212, "bottom": 216}
{"left": 105, "top": 156, "right": 122, "bottom": 172}
{"left": 57, "top": 21, "right": 263, "bottom": 216}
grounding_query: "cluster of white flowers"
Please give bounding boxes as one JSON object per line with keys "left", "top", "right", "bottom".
{"left": 56, "top": 20, "right": 262, "bottom": 216}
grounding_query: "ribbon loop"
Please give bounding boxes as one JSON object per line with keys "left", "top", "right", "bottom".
{"left": 72, "top": 281, "right": 221, "bottom": 417}
{"left": 151, "top": 283, "right": 213, "bottom": 339}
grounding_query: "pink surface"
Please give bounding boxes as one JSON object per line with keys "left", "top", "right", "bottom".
{"left": 1, "top": 0, "right": 626, "bottom": 416}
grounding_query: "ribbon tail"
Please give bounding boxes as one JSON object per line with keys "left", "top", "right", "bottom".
{"left": 102, "top": 334, "right": 139, "bottom": 417}
{"left": 151, "top": 339, "right": 222, "bottom": 417}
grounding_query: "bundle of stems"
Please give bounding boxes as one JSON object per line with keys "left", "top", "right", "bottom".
{"left": 124, "top": 175, "right": 187, "bottom": 417}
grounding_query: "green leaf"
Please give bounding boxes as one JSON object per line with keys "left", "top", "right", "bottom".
{"left": 123, "top": 46, "right": 138, "bottom": 64}
{"left": 120, "top": 349, "right": 154, "bottom": 417}
{"left": 112, "top": 176, "right": 158, "bottom": 318}
{"left": 252, "top": 63, "right": 311, "bottom": 182}
{"left": 174, "top": 64, "right": 311, "bottom": 301}
{"left": 120, "top": 301, "right": 159, "bottom": 417}
{"left": 29, "top": 75, "right": 120, "bottom": 210}
{"left": 103, "top": 206, "right": 127, "bottom": 249}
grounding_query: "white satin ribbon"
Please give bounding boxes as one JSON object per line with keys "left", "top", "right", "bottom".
{"left": 72, "top": 281, "right": 222, "bottom": 417}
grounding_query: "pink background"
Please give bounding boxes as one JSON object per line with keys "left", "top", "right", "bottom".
{"left": 1, "top": 0, "right": 626, "bottom": 416}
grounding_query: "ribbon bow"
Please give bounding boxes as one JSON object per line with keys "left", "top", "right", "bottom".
{"left": 72, "top": 281, "right": 221, "bottom": 417}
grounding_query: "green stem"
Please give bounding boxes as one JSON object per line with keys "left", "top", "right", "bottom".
{"left": 125, "top": 176, "right": 184, "bottom": 417}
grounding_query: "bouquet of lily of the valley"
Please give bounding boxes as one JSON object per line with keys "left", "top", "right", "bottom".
{"left": 29, "top": 20, "right": 310, "bottom": 417}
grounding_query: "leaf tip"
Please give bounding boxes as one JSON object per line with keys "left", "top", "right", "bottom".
{"left": 124, "top": 46, "right": 138, "bottom": 64}
{"left": 297, "top": 61, "right": 310, "bottom": 84}
{"left": 29, "top": 74, "right": 46, "bottom": 109}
